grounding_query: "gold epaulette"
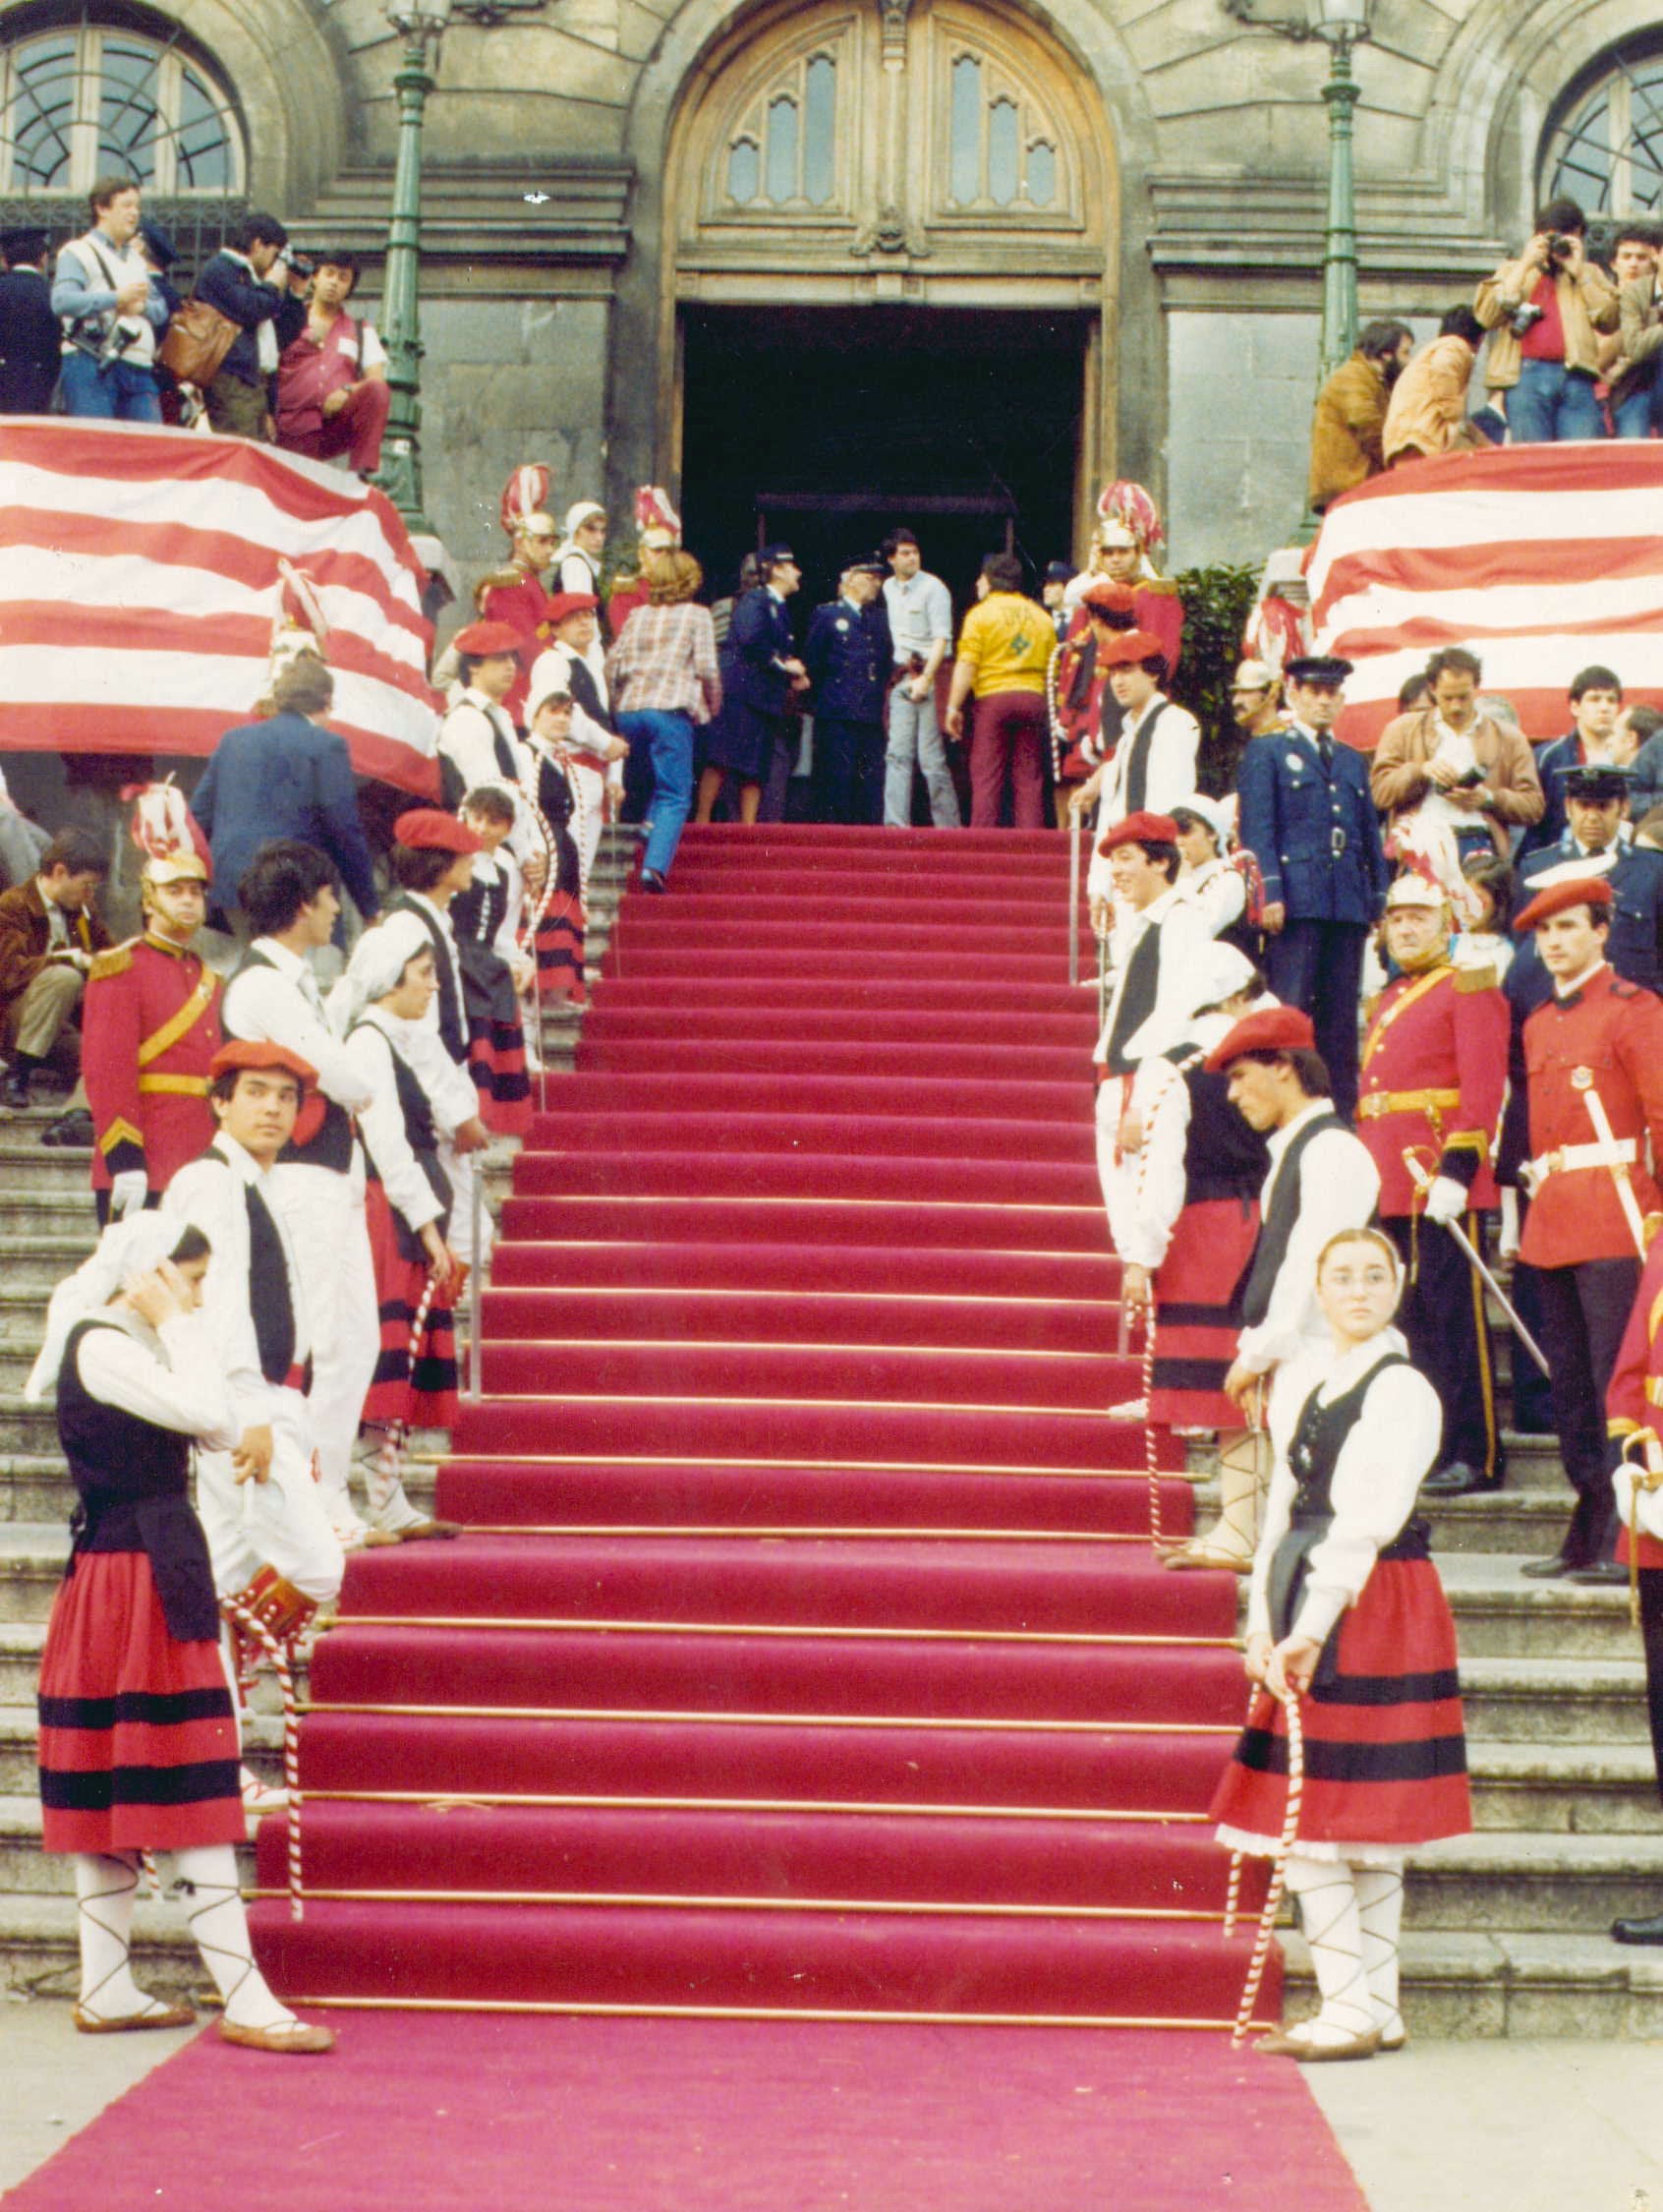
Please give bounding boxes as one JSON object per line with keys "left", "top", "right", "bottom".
{"left": 1140, "top": 575, "right": 1179, "bottom": 595}
{"left": 86, "top": 941, "right": 137, "bottom": 983}
{"left": 1362, "top": 992, "right": 1382, "bottom": 1025}
{"left": 1455, "top": 964, "right": 1497, "bottom": 993}
{"left": 476, "top": 567, "right": 528, "bottom": 602}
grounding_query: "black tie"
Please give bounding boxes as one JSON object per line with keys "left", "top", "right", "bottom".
{"left": 245, "top": 1184, "right": 297, "bottom": 1385}
{"left": 1318, "top": 733, "right": 1334, "bottom": 774}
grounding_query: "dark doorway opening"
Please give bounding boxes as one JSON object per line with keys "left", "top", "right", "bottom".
{"left": 679, "top": 305, "right": 1088, "bottom": 616}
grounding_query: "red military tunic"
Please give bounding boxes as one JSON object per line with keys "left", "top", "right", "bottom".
{"left": 83, "top": 934, "right": 222, "bottom": 1204}
{"left": 1055, "top": 582, "right": 1187, "bottom": 773}
{"left": 1357, "top": 960, "right": 1508, "bottom": 1216}
{"left": 1520, "top": 962, "right": 1663, "bottom": 1268}
{"left": 477, "top": 570, "right": 552, "bottom": 726}
{"left": 1606, "top": 1237, "right": 1663, "bottom": 1570}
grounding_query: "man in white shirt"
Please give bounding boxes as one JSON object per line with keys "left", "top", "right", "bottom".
{"left": 50, "top": 172, "right": 167, "bottom": 422}
{"left": 881, "top": 529, "right": 959, "bottom": 829}
{"left": 1091, "top": 813, "right": 1211, "bottom": 1257}
{"left": 219, "top": 843, "right": 389, "bottom": 1547}
{"left": 1085, "top": 631, "right": 1200, "bottom": 926}
{"left": 1206, "top": 1004, "right": 1381, "bottom": 1425}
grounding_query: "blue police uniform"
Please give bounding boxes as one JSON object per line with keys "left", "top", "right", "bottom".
{"left": 705, "top": 586, "right": 798, "bottom": 786}
{"left": 803, "top": 591, "right": 893, "bottom": 825}
{"left": 1236, "top": 719, "right": 1389, "bottom": 1118}
{"left": 1517, "top": 732, "right": 1594, "bottom": 868}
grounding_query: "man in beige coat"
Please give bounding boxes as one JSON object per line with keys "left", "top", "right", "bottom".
{"left": 1383, "top": 309, "right": 1486, "bottom": 465}
{"left": 1474, "top": 195, "right": 1618, "bottom": 442}
{"left": 1370, "top": 647, "right": 1545, "bottom": 861}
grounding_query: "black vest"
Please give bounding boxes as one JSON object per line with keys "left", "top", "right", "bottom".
{"left": 385, "top": 894, "right": 468, "bottom": 1066}
{"left": 566, "top": 656, "right": 615, "bottom": 738}
{"left": 1238, "top": 1109, "right": 1346, "bottom": 1328}
{"left": 350, "top": 1019, "right": 453, "bottom": 1260}
{"left": 1103, "top": 921, "right": 1162, "bottom": 1076}
{"left": 1122, "top": 700, "right": 1172, "bottom": 815}
{"left": 57, "top": 1318, "right": 220, "bottom": 1641}
{"left": 1165, "top": 1046, "right": 1269, "bottom": 1203}
{"left": 1267, "top": 1351, "right": 1430, "bottom": 1649}
{"left": 202, "top": 1141, "right": 300, "bottom": 1384}
{"left": 227, "top": 947, "right": 355, "bottom": 1173}
{"left": 439, "top": 700, "right": 520, "bottom": 809}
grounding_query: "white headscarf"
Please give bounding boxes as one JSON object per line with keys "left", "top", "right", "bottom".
{"left": 326, "top": 910, "right": 433, "bottom": 1037}
{"left": 27, "top": 1213, "right": 184, "bottom": 1401}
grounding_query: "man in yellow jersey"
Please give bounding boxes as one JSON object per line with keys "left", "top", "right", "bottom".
{"left": 945, "top": 552, "right": 1056, "bottom": 828}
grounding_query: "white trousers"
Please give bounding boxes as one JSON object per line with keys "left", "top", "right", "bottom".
{"left": 268, "top": 1154, "right": 380, "bottom": 1506}
{"left": 1093, "top": 1074, "right": 1140, "bottom": 1258}
{"left": 196, "top": 1385, "right": 344, "bottom": 1604}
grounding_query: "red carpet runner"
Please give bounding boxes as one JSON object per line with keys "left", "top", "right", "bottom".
{"left": 252, "top": 824, "right": 1276, "bottom": 2028}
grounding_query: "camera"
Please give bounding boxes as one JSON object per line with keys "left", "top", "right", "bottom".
{"left": 1452, "top": 765, "right": 1486, "bottom": 789}
{"left": 285, "top": 251, "right": 315, "bottom": 283}
{"left": 1509, "top": 302, "right": 1545, "bottom": 338}
{"left": 1548, "top": 232, "right": 1577, "bottom": 266}
{"left": 95, "top": 318, "right": 143, "bottom": 372}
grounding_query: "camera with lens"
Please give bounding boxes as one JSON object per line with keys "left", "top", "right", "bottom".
{"left": 1509, "top": 302, "right": 1545, "bottom": 338}
{"left": 1547, "top": 232, "right": 1577, "bottom": 267}
{"left": 1451, "top": 765, "right": 1487, "bottom": 790}
{"left": 95, "top": 318, "right": 143, "bottom": 372}
{"left": 285, "top": 251, "right": 315, "bottom": 283}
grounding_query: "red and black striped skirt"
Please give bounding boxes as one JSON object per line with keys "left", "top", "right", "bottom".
{"left": 532, "top": 891, "right": 586, "bottom": 1005}
{"left": 1209, "top": 1557, "right": 1472, "bottom": 1848}
{"left": 37, "top": 1550, "right": 243, "bottom": 1854}
{"left": 1150, "top": 1195, "right": 1259, "bottom": 1429}
{"left": 363, "top": 1177, "right": 459, "bottom": 1429}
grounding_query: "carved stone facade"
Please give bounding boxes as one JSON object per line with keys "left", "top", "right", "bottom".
{"left": 4, "top": 0, "right": 1663, "bottom": 582}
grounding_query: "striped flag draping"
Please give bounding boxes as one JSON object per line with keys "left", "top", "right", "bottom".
{"left": 1308, "top": 441, "right": 1663, "bottom": 751}
{"left": 0, "top": 417, "right": 441, "bottom": 795}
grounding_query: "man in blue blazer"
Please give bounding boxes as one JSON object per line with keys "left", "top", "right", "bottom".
{"left": 192, "top": 653, "right": 380, "bottom": 931}
{"left": 1235, "top": 654, "right": 1389, "bottom": 1119}
{"left": 804, "top": 555, "right": 893, "bottom": 824}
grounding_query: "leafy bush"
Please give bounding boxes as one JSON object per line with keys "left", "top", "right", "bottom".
{"left": 1169, "top": 561, "right": 1260, "bottom": 796}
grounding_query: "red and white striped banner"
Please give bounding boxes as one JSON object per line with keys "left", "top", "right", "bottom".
{"left": 0, "top": 417, "right": 441, "bottom": 795}
{"left": 1308, "top": 441, "right": 1663, "bottom": 750}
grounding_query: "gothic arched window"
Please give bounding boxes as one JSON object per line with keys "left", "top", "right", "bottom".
{"left": 0, "top": 17, "right": 244, "bottom": 199}
{"left": 1543, "top": 45, "right": 1663, "bottom": 216}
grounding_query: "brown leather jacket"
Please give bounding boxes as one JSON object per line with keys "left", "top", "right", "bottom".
{"left": 1308, "top": 352, "right": 1389, "bottom": 511}
{"left": 1368, "top": 708, "right": 1545, "bottom": 853}
{"left": 0, "top": 878, "right": 110, "bottom": 1019}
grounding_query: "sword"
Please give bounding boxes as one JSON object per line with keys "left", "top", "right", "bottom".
{"left": 1403, "top": 1150, "right": 1551, "bottom": 1378}
{"left": 1573, "top": 1069, "right": 1651, "bottom": 1258}
{"left": 1068, "top": 809, "right": 1081, "bottom": 989}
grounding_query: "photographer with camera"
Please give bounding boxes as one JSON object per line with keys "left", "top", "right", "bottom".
{"left": 194, "top": 213, "right": 305, "bottom": 442}
{"left": 1370, "top": 646, "right": 1545, "bottom": 865}
{"left": 50, "top": 175, "right": 167, "bottom": 423}
{"left": 1474, "top": 196, "right": 1618, "bottom": 443}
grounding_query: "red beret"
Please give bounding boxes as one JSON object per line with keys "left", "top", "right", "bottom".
{"left": 1097, "top": 811, "right": 1180, "bottom": 857}
{"left": 1203, "top": 1006, "right": 1317, "bottom": 1074}
{"left": 1513, "top": 874, "right": 1615, "bottom": 935}
{"left": 452, "top": 619, "right": 523, "bottom": 659}
{"left": 393, "top": 808, "right": 485, "bottom": 855}
{"left": 1098, "top": 627, "right": 1166, "bottom": 669}
{"left": 209, "top": 1040, "right": 316, "bottom": 1089}
{"left": 544, "top": 592, "right": 600, "bottom": 627}
{"left": 1079, "top": 580, "right": 1138, "bottom": 616}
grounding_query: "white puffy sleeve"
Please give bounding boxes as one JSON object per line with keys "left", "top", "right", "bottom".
{"left": 347, "top": 1025, "right": 442, "bottom": 1236}
{"left": 1290, "top": 1362, "right": 1442, "bottom": 1646}
{"left": 75, "top": 1313, "right": 240, "bottom": 1451}
{"left": 1117, "top": 1058, "right": 1191, "bottom": 1271}
{"left": 1244, "top": 1346, "right": 1326, "bottom": 1641}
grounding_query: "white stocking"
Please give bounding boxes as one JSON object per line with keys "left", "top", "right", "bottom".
{"left": 1192, "top": 1428, "right": 1264, "bottom": 1561}
{"left": 1352, "top": 1864, "right": 1406, "bottom": 2041}
{"left": 74, "top": 1852, "right": 162, "bottom": 2021}
{"left": 1284, "top": 1852, "right": 1374, "bottom": 2047}
{"left": 164, "top": 1845, "right": 294, "bottom": 2032}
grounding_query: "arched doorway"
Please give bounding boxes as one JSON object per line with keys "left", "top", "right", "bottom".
{"left": 661, "top": 0, "right": 1117, "bottom": 598}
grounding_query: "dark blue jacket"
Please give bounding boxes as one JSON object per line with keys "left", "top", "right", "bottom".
{"left": 1517, "top": 731, "right": 1608, "bottom": 867}
{"left": 720, "top": 588, "right": 797, "bottom": 716}
{"left": 192, "top": 711, "right": 380, "bottom": 921}
{"left": 1515, "top": 836, "right": 1663, "bottom": 994}
{"left": 803, "top": 598, "right": 892, "bottom": 725}
{"left": 1235, "top": 725, "right": 1389, "bottom": 925}
{"left": 193, "top": 251, "right": 285, "bottom": 388}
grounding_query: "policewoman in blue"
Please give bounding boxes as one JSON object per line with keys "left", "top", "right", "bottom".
{"left": 697, "top": 543, "right": 807, "bottom": 827}
{"left": 1236, "top": 654, "right": 1390, "bottom": 1120}
{"left": 803, "top": 554, "right": 893, "bottom": 825}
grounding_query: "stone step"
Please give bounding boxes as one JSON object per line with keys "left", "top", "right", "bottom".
{"left": 1406, "top": 1830, "right": 1663, "bottom": 1935}
{"left": 0, "top": 1190, "right": 105, "bottom": 1239}
{"left": 0, "top": 1891, "right": 203, "bottom": 2003}
{"left": 1466, "top": 1741, "right": 1661, "bottom": 1834}
{"left": 0, "top": 1239, "right": 100, "bottom": 1294}
{"left": 0, "top": 1440, "right": 444, "bottom": 1529}
{"left": 0, "top": 1791, "right": 258, "bottom": 1898}
{"left": 1437, "top": 1554, "right": 1640, "bottom": 1660}
{"left": 1282, "top": 1928, "right": 1663, "bottom": 2039}
{"left": 1458, "top": 1656, "right": 1650, "bottom": 1744}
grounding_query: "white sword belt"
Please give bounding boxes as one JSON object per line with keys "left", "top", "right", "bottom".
{"left": 1520, "top": 1135, "right": 1637, "bottom": 1194}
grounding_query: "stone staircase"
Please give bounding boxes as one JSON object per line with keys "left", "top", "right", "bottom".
{"left": 3, "top": 830, "right": 1661, "bottom": 2033}
{"left": 0, "top": 830, "right": 637, "bottom": 2002}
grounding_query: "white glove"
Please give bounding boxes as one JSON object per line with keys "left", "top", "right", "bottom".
{"left": 1422, "top": 1175, "right": 1468, "bottom": 1228}
{"left": 1497, "top": 1186, "right": 1520, "bottom": 1261}
{"left": 108, "top": 1168, "right": 148, "bottom": 1219}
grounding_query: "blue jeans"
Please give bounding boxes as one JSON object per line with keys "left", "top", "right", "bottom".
{"left": 58, "top": 349, "right": 161, "bottom": 422}
{"left": 1612, "top": 365, "right": 1663, "bottom": 438}
{"left": 1509, "top": 358, "right": 1606, "bottom": 443}
{"left": 619, "top": 709, "right": 694, "bottom": 877}
{"left": 885, "top": 681, "right": 961, "bottom": 827}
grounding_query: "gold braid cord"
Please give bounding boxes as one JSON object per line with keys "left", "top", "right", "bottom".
{"left": 1230, "top": 1684, "right": 1304, "bottom": 2047}
{"left": 221, "top": 1571, "right": 315, "bottom": 1922}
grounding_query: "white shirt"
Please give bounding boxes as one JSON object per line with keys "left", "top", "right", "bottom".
{"left": 1246, "top": 1328, "right": 1441, "bottom": 1646}
{"left": 1092, "top": 882, "right": 1211, "bottom": 1070}
{"left": 1184, "top": 855, "right": 1247, "bottom": 942}
{"left": 394, "top": 894, "right": 478, "bottom": 1133}
{"left": 222, "top": 937, "right": 374, "bottom": 1116}
{"left": 345, "top": 1010, "right": 446, "bottom": 1237}
{"left": 73, "top": 1309, "right": 239, "bottom": 1453}
{"left": 1234, "top": 1102, "right": 1381, "bottom": 1377}
{"left": 162, "top": 1131, "right": 311, "bottom": 1426}
{"left": 1088, "top": 692, "right": 1202, "bottom": 899}
{"left": 882, "top": 570, "right": 952, "bottom": 665}
{"left": 1117, "top": 1011, "right": 1235, "bottom": 1271}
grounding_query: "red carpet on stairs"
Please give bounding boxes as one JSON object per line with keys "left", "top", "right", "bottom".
{"left": 250, "top": 824, "right": 1280, "bottom": 2031}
